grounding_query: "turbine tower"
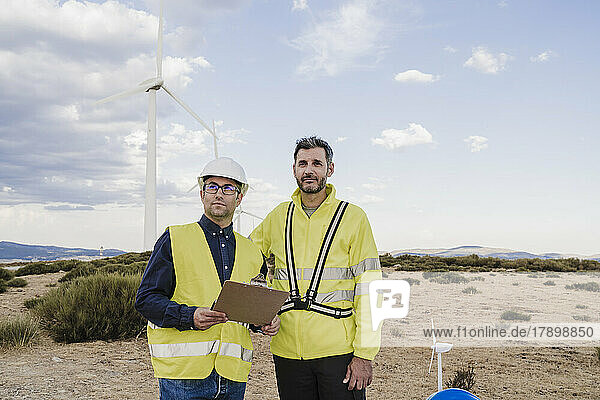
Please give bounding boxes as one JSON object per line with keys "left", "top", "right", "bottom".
{"left": 97, "top": 0, "right": 217, "bottom": 250}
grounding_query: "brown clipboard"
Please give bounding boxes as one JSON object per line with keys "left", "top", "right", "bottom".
{"left": 212, "top": 280, "right": 289, "bottom": 326}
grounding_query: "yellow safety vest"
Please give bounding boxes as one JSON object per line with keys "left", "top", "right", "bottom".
{"left": 250, "top": 184, "right": 382, "bottom": 360}
{"left": 147, "top": 222, "right": 263, "bottom": 381}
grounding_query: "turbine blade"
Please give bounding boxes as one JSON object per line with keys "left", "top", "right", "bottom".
{"left": 428, "top": 348, "right": 435, "bottom": 374}
{"left": 96, "top": 83, "right": 154, "bottom": 105}
{"left": 161, "top": 84, "right": 216, "bottom": 138}
{"left": 241, "top": 210, "right": 264, "bottom": 220}
{"left": 157, "top": 0, "right": 164, "bottom": 78}
{"left": 186, "top": 183, "right": 198, "bottom": 193}
{"left": 212, "top": 120, "right": 219, "bottom": 158}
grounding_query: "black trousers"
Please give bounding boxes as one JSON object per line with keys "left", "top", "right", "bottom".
{"left": 273, "top": 353, "right": 366, "bottom": 400}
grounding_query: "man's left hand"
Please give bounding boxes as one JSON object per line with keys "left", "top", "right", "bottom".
{"left": 343, "top": 356, "right": 373, "bottom": 391}
{"left": 259, "top": 315, "right": 280, "bottom": 336}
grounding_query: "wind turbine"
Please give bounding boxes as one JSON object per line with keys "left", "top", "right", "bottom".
{"left": 428, "top": 319, "right": 454, "bottom": 393}
{"left": 97, "top": 0, "right": 217, "bottom": 250}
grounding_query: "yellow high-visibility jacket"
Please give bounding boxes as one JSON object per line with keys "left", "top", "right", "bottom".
{"left": 147, "top": 222, "right": 263, "bottom": 381}
{"left": 250, "top": 184, "right": 381, "bottom": 360}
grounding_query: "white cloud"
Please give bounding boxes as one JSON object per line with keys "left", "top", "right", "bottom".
{"left": 464, "top": 46, "right": 511, "bottom": 74}
{"left": 290, "top": 0, "right": 385, "bottom": 78}
{"left": 361, "top": 177, "right": 386, "bottom": 191}
{"left": 45, "top": 204, "right": 95, "bottom": 211}
{"left": 218, "top": 128, "right": 249, "bottom": 144}
{"left": 372, "top": 123, "right": 433, "bottom": 150}
{"left": 244, "top": 177, "right": 289, "bottom": 216}
{"left": 2, "top": 186, "right": 14, "bottom": 193}
{"left": 359, "top": 194, "right": 384, "bottom": 204}
{"left": 46, "top": 104, "right": 80, "bottom": 122}
{"left": 498, "top": 1, "right": 508, "bottom": 7}
{"left": 444, "top": 45, "right": 457, "bottom": 53}
{"left": 530, "top": 50, "right": 557, "bottom": 63}
{"left": 292, "top": 0, "right": 308, "bottom": 11}
{"left": 464, "top": 136, "right": 489, "bottom": 152}
{"left": 336, "top": 136, "right": 348, "bottom": 142}
{"left": 0, "top": 1, "right": 215, "bottom": 207}
{"left": 160, "top": 123, "right": 211, "bottom": 158}
{"left": 394, "top": 69, "right": 440, "bottom": 83}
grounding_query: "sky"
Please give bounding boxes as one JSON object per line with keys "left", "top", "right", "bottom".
{"left": 0, "top": 0, "right": 598, "bottom": 255}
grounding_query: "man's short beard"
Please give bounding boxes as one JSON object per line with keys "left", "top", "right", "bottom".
{"left": 296, "top": 176, "right": 327, "bottom": 194}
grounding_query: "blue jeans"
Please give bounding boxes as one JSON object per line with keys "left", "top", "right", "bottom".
{"left": 158, "top": 370, "right": 246, "bottom": 400}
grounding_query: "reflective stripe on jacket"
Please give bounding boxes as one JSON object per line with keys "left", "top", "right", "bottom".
{"left": 250, "top": 184, "right": 382, "bottom": 360}
{"left": 147, "top": 222, "right": 263, "bottom": 381}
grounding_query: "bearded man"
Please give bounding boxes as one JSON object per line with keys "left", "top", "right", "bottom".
{"left": 250, "top": 137, "right": 382, "bottom": 400}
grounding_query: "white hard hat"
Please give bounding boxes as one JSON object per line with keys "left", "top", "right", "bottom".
{"left": 198, "top": 157, "right": 248, "bottom": 195}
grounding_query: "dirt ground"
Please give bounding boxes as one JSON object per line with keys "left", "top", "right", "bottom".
{"left": 1, "top": 269, "right": 599, "bottom": 399}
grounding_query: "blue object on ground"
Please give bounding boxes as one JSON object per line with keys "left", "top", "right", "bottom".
{"left": 426, "top": 388, "right": 481, "bottom": 400}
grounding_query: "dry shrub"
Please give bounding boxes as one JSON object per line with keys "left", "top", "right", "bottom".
{"left": 427, "top": 272, "right": 470, "bottom": 284}
{"left": 500, "top": 310, "right": 531, "bottom": 321}
{"left": 0, "top": 314, "right": 39, "bottom": 348}
{"left": 543, "top": 280, "right": 556, "bottom": 286}
{"left": 462, "top": 286, "right": 479, "bottom": 295}
{"left": 402, "top": 278, "right": 420, "bottom": 286}
{"left": 565, "top": 282, "right": 600, "bottom": 292}
{"left": 31, "top": 273, "right": 146, "bottom": 343}
{"left": 572, "top": 315, "right": 591, "bottom": 322}
{"left": 446, "top": 365, "right": 476, "bottom": 392}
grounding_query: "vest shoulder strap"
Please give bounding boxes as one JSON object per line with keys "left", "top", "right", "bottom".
{"left": 280, "top": 200, "right": 352, "bottom": 319}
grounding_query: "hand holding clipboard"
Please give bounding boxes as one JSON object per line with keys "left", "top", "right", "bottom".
{"left": 211, "top": 280, "right": 289, "bottom": 326}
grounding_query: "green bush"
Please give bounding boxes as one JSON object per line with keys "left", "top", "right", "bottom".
{"left": 59, "top": 260, "right": 147, "bottom": 283}
{"left": 575, "top": 304, "right": 588, "bottom": 309}
{"left": 13, "top": 260, "right": 79, "bottom": 276}
{"left": 543, "top": 280, "right": 556, "bottom": 286}
{"left": 0, "top": 280, "right": 6, "bottom": 293}
{"left": 391, "top": 254, "right": 600, "bottom": 272}
{"left": 6, "top": 277, "right": 27, "bottom": 287}
{"left": 58, "top": 263, "right": 97, "bottom": 282}
{"left": 500, "top": 310, "right": 531, "bottom": 321}
{"left": 24, "top": 297, "right": 43, "bottom": 309}
{"left": 0, "top": 314, "right": 39, "bottom": 348}
{"left": 0, "top": 267, "right": 15, "bottom": 281}
{"left": 100, "top": 261, "right": 146, "bottom": 276}
{"left": 31, "top": 273, "right": 146, "bottom": 343}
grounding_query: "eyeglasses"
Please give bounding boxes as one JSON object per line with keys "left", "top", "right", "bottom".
{"left": 203, "top": 183, "right": 240, "bottom": 196}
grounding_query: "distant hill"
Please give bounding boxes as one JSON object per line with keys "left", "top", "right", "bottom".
{"left": 386, "top": 246, "right": 600, "bottom": 262}
{"left": 0, "top": 241, "right": 125, "bottom": 262}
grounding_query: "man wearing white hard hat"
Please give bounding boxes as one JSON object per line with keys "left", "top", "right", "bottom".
{"left": 136, "top": 157, "right": 280, "bottom": 400}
